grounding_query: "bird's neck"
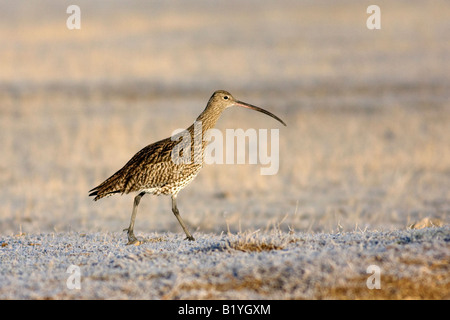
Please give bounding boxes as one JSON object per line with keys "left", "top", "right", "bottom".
{"left": 195, "top": 104, "right": 223, "bottom": 134}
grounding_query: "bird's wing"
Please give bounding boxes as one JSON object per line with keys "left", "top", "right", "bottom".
{"left": 89, "top": 137, "right": 177, "bottom": 200}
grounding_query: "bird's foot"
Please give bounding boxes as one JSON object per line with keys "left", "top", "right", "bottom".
{"left": 185, "top": 235, "right": 195, "bottom": 241}
{"left": 127, "top": 237, "right": 142, "bottom": 246}
{"left": 123, "top": 228, "right": 142, "bottom": 246}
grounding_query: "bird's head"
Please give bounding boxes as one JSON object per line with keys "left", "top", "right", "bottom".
{"left": 206, "top": 90, "right": 286, "bottom": 126}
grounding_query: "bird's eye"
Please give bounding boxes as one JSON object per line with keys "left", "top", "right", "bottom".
{"left": 223, "top": 96, "right": 229, "bottom": 100}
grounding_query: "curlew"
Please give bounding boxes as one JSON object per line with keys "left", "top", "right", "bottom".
{"left": 89, "top": 90, "right": 286, "bottom": 244}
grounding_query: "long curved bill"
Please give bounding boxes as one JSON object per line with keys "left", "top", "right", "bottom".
{"left": 234, "top": 101, "right": 287, "bottom": 126}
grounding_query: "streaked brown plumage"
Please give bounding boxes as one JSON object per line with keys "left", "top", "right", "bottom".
{"left": 89, "top": 90, "right": 286, "bottom": 244}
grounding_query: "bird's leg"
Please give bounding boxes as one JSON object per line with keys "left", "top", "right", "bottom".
{"left": 171, "top": 195, "right": 195, "bottom": 241}
{"left": 123, "top": 191, "right": 145, "bottom": 245}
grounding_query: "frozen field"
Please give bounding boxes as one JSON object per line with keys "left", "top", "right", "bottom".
{"left": 0, "top": 227, "right": 448, "bottom": 299}
{"left": 0, "top": 0, "right": 449, "bottom": 299}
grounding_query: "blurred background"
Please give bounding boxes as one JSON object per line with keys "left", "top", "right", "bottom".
{"left": 0, "top": 0, "right": 449, "bottom": 236}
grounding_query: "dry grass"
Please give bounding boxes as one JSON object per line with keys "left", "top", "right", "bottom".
{"left": 165, "top": 272, "right": 450, "bottom": 300}
{"left": 224, "top": 215, "right": 294, "bottom": 252}
{"left": 163, "top": 275, "right": 270, "bottom": 300}
{"left": 319, "top": 268, "right": 450, "bottom": 300}
{"left": 227, "top": 239, "right": 284, "bottom": 253}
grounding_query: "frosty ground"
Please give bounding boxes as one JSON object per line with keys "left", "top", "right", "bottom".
{"left": 0, "top": 227, "right": 448, "bottom": 299}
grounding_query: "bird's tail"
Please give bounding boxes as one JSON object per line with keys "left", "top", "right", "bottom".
{"left": 89, "top": 171, "right": 125, "bottom": 201}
